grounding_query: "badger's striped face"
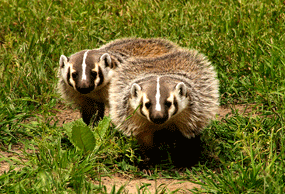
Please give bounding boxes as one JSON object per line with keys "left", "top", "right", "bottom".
{"left": 130, "top": 76, "right": 189, "bottom": 125}
{"left": 59, "top": 50, "right": 113, "bottom": 94}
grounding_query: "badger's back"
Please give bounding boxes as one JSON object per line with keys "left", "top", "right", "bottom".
{"left": 101, "top": 37, "right": 179, "bottom": 58}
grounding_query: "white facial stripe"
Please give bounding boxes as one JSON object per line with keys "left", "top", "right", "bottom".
{"left": 142, "top": 93, "right": 150, "bottom": 120}
{"left": 82, "top": 50, "right": 89, "bottom": 81}
{"left": 155, "top": 77, "right": 161, "bottom": 111}
{"left": 94, "top": 64, "right": 100, "bottom": 86}
{"left": 167, "top": 94, "right": 176, "bottom": 117}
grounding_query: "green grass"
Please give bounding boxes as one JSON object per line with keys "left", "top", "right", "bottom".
{"left": 1, "top": 0, "right": 285, "bottom": 193}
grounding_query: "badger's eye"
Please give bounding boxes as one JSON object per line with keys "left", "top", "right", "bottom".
{"left": 165, "top": 101, "right": 172, "bottom": 108}
{"left": 72, "top": 72, "right": 78, "bottom": 79}
{"left": 91, "top": 71, "right": 97, "bottom": 78}
{"left": 145, "top": 102, "right": 151, "bottom": 109}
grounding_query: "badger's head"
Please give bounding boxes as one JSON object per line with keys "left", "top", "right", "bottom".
{"left": 59, "top": 50, "right": 118, "bottom": 94}
{"left": 129, "top": 76, "right": 190, "bottom": 125}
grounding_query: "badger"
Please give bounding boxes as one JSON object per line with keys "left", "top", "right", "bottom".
{"left": 58, "top": 38, "right": 180, "bottom": 125}
{"left": 109, "top": 49, "right": 219, "bottom": 162}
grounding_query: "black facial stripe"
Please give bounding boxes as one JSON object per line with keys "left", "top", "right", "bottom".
{"left": 172, "top": 96, "right": 178, "bottom": 116}
{"left": 103, "top": 56, "right": 109, "bottom": 67}
{"left": 67, "top": 67, "right": 73, "bottom": 87}
{"left": 97, "top": 66, "right": 104, "bottom": 87}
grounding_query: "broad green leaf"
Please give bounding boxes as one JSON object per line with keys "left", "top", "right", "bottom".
{"left": 71, "top": 122, "right": 96, "bottom": 153}
{"left": 62, "top": 118, "right": 85, "bottom": 138}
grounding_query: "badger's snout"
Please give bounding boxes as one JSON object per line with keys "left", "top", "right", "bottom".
{"left": 150, "top": 111, "right": 168, "bottom": 124}
{"left": 76, "top": 81, "right": 94, "bottom": 94}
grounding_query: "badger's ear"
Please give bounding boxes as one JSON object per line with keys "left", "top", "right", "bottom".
{"left": 175, "top": 82, "right": 187, "bottom": 97}
{"left": 130, "top": 83, "right": 142, "bottom": 98}
{"left": 100, "top": 53, "right": 112, "bottom": 68}
{"left": 59, "top": 55, "right": 68, "bottom": 68}
{"left": 100, "top": 53, "right": 120, "bottom": 69}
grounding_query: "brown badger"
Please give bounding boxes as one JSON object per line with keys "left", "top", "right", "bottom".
{"left": 109, "top": 49, "right": 219, "bottom": 160}
{"left": 57, "top": 38, "right": 179, "bottom": 125}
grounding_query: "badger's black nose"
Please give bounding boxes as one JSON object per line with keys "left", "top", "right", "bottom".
{"left": 150, "top": 111, "right": 168, "bottom": 124}
{"left": 76, "top": 81, "right": 94, "bottom": 94}
{"left": 77, "top": 86, "right": 94, "bottom": 94}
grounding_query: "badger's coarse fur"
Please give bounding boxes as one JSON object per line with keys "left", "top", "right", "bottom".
{"left": 58, "top": 38, "right": 179, "bottom": 125}
{"left": 109, "top": 49, "right": 219, "bottom": 153}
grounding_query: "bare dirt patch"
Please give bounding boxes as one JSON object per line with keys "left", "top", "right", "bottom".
{"left": 217, "top": 103, "right": 258, "bottom": 120}
{"left": 0, "top": 144, "right": 33, "bottom": 175}
{"left": 49, "top": 104, "right": 81, "bottom": 126}
{"left": 94, "top": 174, "right": 200, "bottom": 193}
